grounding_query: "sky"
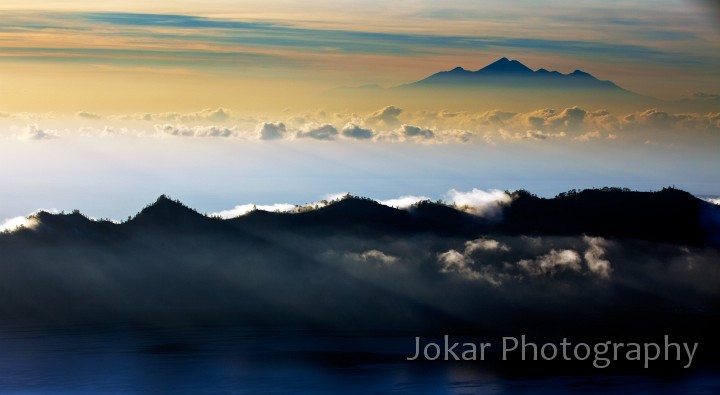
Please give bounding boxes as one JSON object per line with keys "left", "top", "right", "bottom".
{"left": 0, "top": 0, "right": 718, "bottom": 223}
{"left": 1, "top": 0, "right": 719, "bottom": 112}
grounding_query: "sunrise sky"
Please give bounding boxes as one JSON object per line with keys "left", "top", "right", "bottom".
{"left": 1, "top": 0, "right": 719, "bottom": 111}
{"left": 0, "top": 0, "right": 718, "bottom": 223}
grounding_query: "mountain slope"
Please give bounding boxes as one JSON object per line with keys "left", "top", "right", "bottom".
{"left": 6, "top": 188, "right": 719, "bottom": 247}
{"left": 322, "top": 57, "right": 663, "bottom": 112}
{"left": 500, "top": 188, "right": 718, "bottom": 246}
{"left": 0, "top": 189, "right": 719, "bottom": 333}
{"left": 403, "top": 57, "right": 628, "bottom": 92}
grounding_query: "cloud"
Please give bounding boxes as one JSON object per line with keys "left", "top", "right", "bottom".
{"left": 465, "top": 238, "right": 510, "bottom": 253}
{"left": 0, "top": 215, "right": 38, "bottom": 233}
{"left": 583, "top": 236, "right": 613, "bottom": 278}
{"left": 0, "top": 209, "right": 59, "bottom": 233}
{"left": 446, "top": 188, "right": 512, "bottom": 217}
{"left": 74, "top": 105, "right": 706, "bottom": 143}
{"left": 511, "top": 130, "right": 567, "bottom": 140}
{"left": 622, "top": 109, "right": 720, "bottom": 131}
{"left": 256, "top": 122, "right": 287, "bottom": 140}
{"left": 209, "top": 203, "right": 296, "bottom": 219}
{"left": 367, "top": 106, "right": 403, "bottom": 126}
{"left": 546, "top": 106, "right": 586, "bottom": 130}
{"left": 477, "top": 109, "right": 517, "bottom": 124}
{"left": 623, "top": 109, "right": 676, "bottom": 128}
{"left": 296, "top": 123, "right": 338, "bottom": 141}
{"left": 341, "top": 123, "right": 374, "bottom": 140}
{"left": 323, "top": 192, "right": 350, "bottom": 201}
{"left": 706, "top": 198, "right": 720, "bottom": 205}
{"left": 691, "top": 92, "right": 720, "bottom": 99}
{"left": 120, "top": 108, "right": 233, "bottom": 123}
{"left": 191, "top": 108, "right": 231, "bottom": 122}
{"left": 20, "top": 124, "right": 59, "bottom": 140}
{"left": 345, "top": 250, "right": 399, "bottom": 266}
{"left": 406, "top": 106, "right": 718, "bottom": 143}
{"left": 574, "top": 131, "right": 601, "bottom": 141}
{"left": 398, "top": 124, "right": 435, "bottom": 139}
{"left": 436, "top": 237, "right": 510, "bottom": 285}
{"left": 4, "top": 106, "right": 717, "bottom": 147}
{"left": 437, "top": 249, "right": 503, "bottom": 285}
{"left": 377, "top": 195, "right": 430, "bottom": 208}
{"left": 155, "top": 124, "right": 236, "bottom": 137}
{"left": 517, "top": 249, "right": 582, "bottom": 275}
{"left": 75, "top": 111, "right": 103, "bottom": 120}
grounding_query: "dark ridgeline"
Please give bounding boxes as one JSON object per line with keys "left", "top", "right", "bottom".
{"left": 500, "top": 187, "right": 719, "bottom": 247}
{"left": 19, "top": 188, "right": 718, "bottom": 246}
{"left": 83, "top": 187, "right": 718, "bottom": 246}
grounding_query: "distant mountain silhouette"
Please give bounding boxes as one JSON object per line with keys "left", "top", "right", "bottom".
{"left": 12, "top": 187, "right": 720, "bottom": 247}
{"left": 323, "top": 57, "right": 666, "bottom": 112}
{"left": 402, "top": 57, "right": 628, "bottom": 91}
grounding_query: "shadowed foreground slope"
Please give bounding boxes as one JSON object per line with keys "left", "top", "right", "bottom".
{"left": 0, "top": 188, "right": 718, "bottom": 341}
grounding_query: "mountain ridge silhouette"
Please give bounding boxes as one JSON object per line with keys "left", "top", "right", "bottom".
{"left": 402, "top": 57, "right": 626, "bottom": 91}
{"left": 1, "top": 188, "right": 719, "bottom": 338}
{"left": 324, "top": 56, "right": 670, "bottom": 112}
{"left": 9, "top": 187, "right": 720, "bottom": 248}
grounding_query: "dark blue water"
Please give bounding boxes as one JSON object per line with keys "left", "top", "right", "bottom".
{"left": 0, "top": 326, "right": 717, "bottom": 394}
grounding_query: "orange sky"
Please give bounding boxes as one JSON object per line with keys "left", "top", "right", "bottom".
{"left": 0, "top": 1, "right": 718, "bottom": 113}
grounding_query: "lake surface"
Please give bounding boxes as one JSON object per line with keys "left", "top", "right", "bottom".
{"left": 0, "top": 326, "right": 717, "bottom": 394}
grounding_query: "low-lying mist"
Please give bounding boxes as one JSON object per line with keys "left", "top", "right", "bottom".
{"left": 0, "top": 190, "right": 718, "bottom": 340}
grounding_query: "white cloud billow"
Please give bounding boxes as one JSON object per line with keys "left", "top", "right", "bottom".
{"left": 75, "top": 111, "right": 103, "bottom": 120}
{"left": 296, "top": 123, "right": 338, "bottom": 140}
{"left": 583, "top": 236, "right": 613, "bottom": 278}
{"left": 377, "top": 195, "right": 429, "bottom": 208}
{"left": 446, "top": 188, "right": 512, "bottom": 217}
{"left": 517, "top": 249, "right": 583, "bottom": 275}
{"left": 0, "top": 209, "right": 60, "bottom": 233}
{"left": 573, "top": 131, "right": 601, "bottom": 141}
{"left": 437, "top": 249, "right": 504, "bottom": 285}
{"left": 155, "top": 124, "right": 236, "bottom": 137}
{"left": 436, "top": 237, "right": 510, "bottom": 285}
{"left": 20, "top": 124, "right": 59, "bottom": 140}
{"left": 209, "top": 203, "right": 297, "bottom": 219}
{"left": 125, "top": 108, "right": 233, "bottom": 123}
{"left": 367, "top": 105, "right": 403, "bottom": 126}
{"left": 0, "top": 215, "right": 38, "bottom": 233}
{"left": 345, "top": 250, "right": 399, "bottom": 266}
{"left": 398, "top": 124, "right": 434, "bottom": 139}
{"left": 256, "top": 122, "right": 287, "bottom": 140}
{"left": 6, "top": 105, "right": 718, "bottom": 146}
{"left": 465, "top": 238, "right": 510, "bottom": 253}
{"left": 323, "top": 192, "right": 350, "bottom": 202}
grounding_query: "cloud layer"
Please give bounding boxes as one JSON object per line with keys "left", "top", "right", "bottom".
{"left": 3, "top": 105, "right": 718, "bottom": 147}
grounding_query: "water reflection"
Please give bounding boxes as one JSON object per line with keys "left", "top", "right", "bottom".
{"left": 0, "top": 326, "right": 717, "bottom": 394}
